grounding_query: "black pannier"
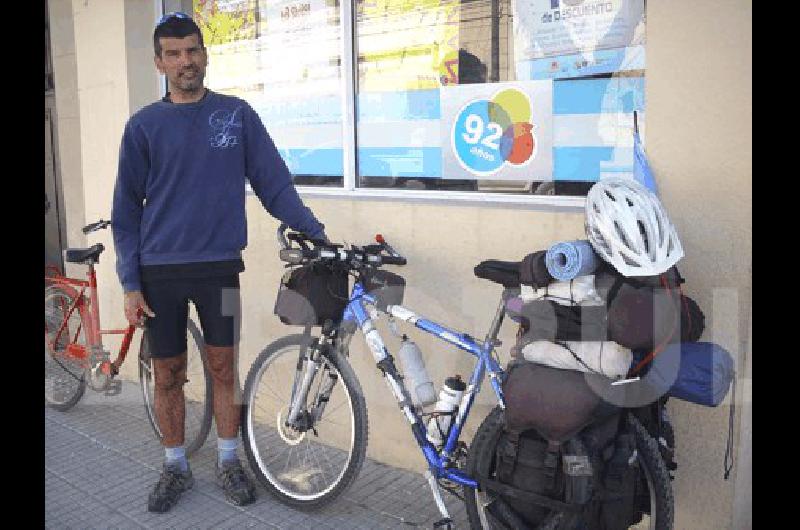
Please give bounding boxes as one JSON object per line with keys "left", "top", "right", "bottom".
{"left": 274, "top": 263, "right": 349, "bottom": 326}
{"left": 363, "top": 269, "right": 405, "bottom": 311}
{"left": 490, "top": 405, "right": 646, "bottom": 529}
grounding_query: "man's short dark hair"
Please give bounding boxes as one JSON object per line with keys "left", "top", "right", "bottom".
{"left": 153, "top": 16, "right": 205, "bottom": 57}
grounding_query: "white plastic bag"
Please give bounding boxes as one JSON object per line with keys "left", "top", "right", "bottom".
{"left": 521, "top": 340, "right": 632, "bottom": 379}
{"left": 519, "top": 275, "right": 604, "bottom": 306}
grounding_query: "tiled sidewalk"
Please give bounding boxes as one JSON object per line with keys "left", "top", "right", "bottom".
{"left": 45, "top": 380, "right": 468, "bottom": 529}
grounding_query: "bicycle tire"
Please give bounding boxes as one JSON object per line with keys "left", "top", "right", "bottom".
{"left": 463, "top": 408, "right": 674, "bottom": 530}
{"left": 138, "top": 318, "right": 213, "bottom": 457}
{"left": 241, "top": 334, "right": 368, "bottom": 510}
{"left": 628, "top": 414, "right": 675, "bottom": 530}
{"left": 44, "top": 285, "right": 87, "bottom": 411}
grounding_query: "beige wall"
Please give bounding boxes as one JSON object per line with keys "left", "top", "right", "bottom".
{"left": 647, "top": 1, "right": 752, "bottom": 528}
{"left": 49, "top": 0, "right": 751, "bottom": 527}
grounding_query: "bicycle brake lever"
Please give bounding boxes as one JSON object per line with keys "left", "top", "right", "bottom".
{"left": 376, "top": 234, "right": 400, "bottom": 257}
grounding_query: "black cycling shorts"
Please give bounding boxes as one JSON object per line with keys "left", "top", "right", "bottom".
{"left": 141, "top": 274, "right": 241, "bottom": 359}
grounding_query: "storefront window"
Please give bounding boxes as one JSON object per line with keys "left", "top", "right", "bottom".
{"left": 355, "top": 0, "right": 645, "bottom": 196}
{"left": 193, "top": 0, "right": 646, "bottom": 197}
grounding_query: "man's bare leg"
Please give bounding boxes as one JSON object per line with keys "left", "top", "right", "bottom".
{"left": 153, "top": 353, "right": 188, "bottom": 447}
{"left": 148, "top": 352, "right": 195, "bottom": 514}
{"left": 205, "top": 345, "right": 239, "bottom": 438}
{"left": 205, "top": 344, "right": 255, "bottom": 505}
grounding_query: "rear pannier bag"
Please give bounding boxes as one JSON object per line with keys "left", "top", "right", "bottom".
{"left": 492, "top": 430, "right": 561, "bottom": 525}
{"left": 502, "top": 361, "right": 618, "bottom": 442}
{"left": 274, "top": 263, "right": 349, "bottom": 326}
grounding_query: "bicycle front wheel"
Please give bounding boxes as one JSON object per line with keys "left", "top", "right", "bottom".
{"left": 138, "top": 318, "right": 213, "bottom": 457}
{"left": 241, "top": 334, "right": 368, "bottom": 510}
{"left": 44, "top": 285, "right": 87, "bottom": 411}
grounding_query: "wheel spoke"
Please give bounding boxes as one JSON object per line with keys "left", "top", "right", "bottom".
{"left": 258, "top": 384, "right": 289, "bottom": 405}
{"left": 317, "top": 418, "right": 347, "bottom": 429}
{"left": 322, "top": 401, "right": 347, "bottom": 417}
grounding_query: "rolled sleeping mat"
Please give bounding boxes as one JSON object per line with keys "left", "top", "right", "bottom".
{"left": 545, "top": 240, "right": 599, "bottom": 281}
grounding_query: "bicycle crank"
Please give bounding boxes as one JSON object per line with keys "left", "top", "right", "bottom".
{"left": 87, "top": 347, "right": 114, "bottom": 392}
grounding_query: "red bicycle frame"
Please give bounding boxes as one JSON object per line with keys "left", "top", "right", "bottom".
{"left": 45, "top": 262, "right": 138, "bottom": 375}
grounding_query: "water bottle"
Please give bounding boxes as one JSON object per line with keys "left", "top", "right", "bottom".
{"left": 426, "top": 375, "right": 467, "bottom": 446}
{"left": 397, "top": 336, "right": 436, "bottom": 406}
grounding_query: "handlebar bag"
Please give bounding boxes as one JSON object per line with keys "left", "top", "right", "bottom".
{"left": 362, "top": 269, "right": 405, "bottom": 311}
{"left": 274, "top": 263, "right": 349, "bottom": 326}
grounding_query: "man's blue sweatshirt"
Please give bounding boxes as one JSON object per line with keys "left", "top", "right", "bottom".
{"left": 111, "top": 91, "right": 324, "bottom": 293}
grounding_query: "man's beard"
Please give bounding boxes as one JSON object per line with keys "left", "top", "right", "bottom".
{"left": 174, "top": 69, "right": 205, "bottom": 92}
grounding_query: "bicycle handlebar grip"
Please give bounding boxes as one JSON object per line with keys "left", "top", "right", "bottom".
{"left": 277, "top": 223, "right": 289, "bottom": 250}
{"left": 381, "top": 255, "right": 407, "bottom": 266}
{"left": 279, "top": 248, "right": 307, "bottom": 264}
{"left": 82, "top": 219, "right": 108, "bottom": 234}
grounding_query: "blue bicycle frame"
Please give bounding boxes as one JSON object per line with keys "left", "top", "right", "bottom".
{"left": 341, "top": 280, "right": 509, "bottom": 490}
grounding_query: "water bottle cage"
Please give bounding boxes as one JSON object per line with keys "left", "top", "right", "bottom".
{"left": 427, "top": 410, "right": 457, "bottom": 444}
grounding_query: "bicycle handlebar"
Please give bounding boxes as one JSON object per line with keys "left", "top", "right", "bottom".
{"left": 276, "top": 224, "right": 407, "bottom": 268}
{"left": 83, "top": 219, "right": 111, "bottom": 234}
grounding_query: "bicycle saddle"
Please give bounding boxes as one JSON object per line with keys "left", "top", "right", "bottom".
{"left": 65, "top": 243, "right": 105, "bottom": 264}
{"left": 474, "top": 259, "right": 521, "bottom": 288}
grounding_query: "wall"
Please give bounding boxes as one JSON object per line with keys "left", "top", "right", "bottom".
{"left": 646, "top": 1, "right": 752, "bottom": 528}
{"left": 49, "top": 0, "right": 751, "bottom": 527}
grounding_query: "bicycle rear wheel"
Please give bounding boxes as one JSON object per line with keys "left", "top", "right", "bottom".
{"left": 45, "top": 285, "right": 87, "bottom": 411}
{"left": 464, "top": 408, "right": 674, "bottom": 530}
{"left": 241, "top": 334, "right": 368, "bottom": 509}
{"left": 138, "top": 318, "right": 213, "bottom": 457}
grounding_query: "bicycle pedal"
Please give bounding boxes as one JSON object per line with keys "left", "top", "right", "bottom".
{"left": 433, "top": 517, "right": 453, "bottom": 529}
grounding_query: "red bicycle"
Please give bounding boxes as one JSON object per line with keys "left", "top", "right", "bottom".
{"left": 44, "top": 219, "right": 213, "bottom": 456}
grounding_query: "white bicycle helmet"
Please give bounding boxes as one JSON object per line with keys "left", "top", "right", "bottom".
{"left": 585, "top": 177, "right": 684, "bottom": 277}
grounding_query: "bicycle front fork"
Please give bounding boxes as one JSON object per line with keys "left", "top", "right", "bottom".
{"left": 285, "top": 339, "right": 339, "bottom": 432}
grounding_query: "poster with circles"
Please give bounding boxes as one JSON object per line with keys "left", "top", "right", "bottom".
{"left": 441, "top": 81, "right": 553, "bottom": 180}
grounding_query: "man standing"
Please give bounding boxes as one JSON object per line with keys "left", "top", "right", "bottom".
{"left": 111, "top": 12, "right": 327, "bottom": 513}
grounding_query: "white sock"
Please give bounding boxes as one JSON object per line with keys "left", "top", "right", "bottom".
{"left": 218, "top": 437, "right": 238, "bottom": 465}
{"left": 165, "top": 446, "right": 188, "bottom": 472}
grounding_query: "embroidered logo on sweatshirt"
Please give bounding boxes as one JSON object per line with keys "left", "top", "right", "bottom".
{"left": 209, "top": 107, "right": 243, "bottom": 148}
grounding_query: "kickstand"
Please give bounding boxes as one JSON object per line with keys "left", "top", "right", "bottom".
{"left": 425, "top": 470, "right": 453, "bottom": 529}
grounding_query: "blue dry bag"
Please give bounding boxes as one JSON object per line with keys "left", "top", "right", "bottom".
{"left": 644, "top": 342, "right": 735, "bottom": 407}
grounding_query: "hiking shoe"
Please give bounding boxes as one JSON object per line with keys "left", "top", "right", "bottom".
{"left": 216, "top": 459, "right": 257, "bottom": 506}
{"left": 147, "top": 463, "right": 194, "bottom": 513}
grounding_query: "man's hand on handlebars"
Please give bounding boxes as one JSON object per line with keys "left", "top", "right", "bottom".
{"left": 124, "top": 291, "right": 155, "bottom": 327}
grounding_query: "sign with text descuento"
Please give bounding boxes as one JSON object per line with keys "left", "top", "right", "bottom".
{"left": 512, "top": 0, "right": 645, "bottom": 80}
